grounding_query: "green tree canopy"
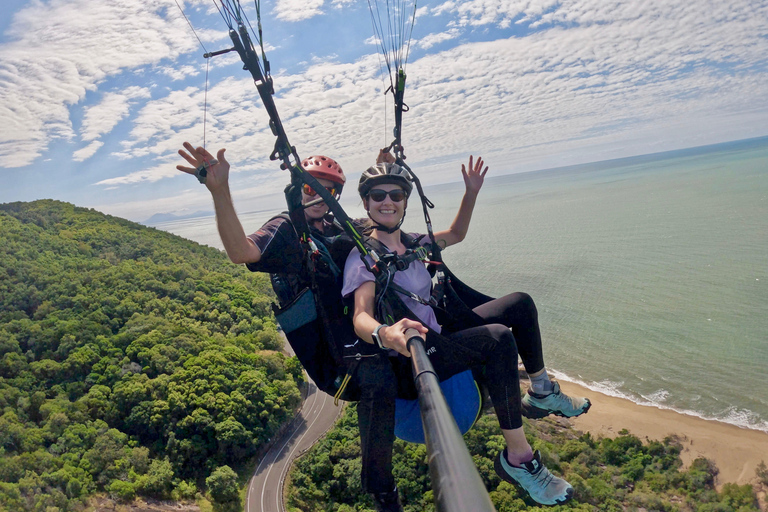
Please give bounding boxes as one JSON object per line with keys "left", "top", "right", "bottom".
{"left": 287, "top": 405, "right": 760, "bottom": 512}
{"left": 0, "top": 200, "right": 301, "bottom": 511}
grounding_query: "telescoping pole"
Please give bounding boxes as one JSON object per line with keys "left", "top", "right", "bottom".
{"left": 405, "top": 329, "right": 497, "bottom": 512}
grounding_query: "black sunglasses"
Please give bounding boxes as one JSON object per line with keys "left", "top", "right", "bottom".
{"left": 303, "top": 183, "right": 337, "bottom": 197}
{"left": 368, "top": 189, "right": 406, "bottom": 202}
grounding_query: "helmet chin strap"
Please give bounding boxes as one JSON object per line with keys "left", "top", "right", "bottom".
{"left": 367, "top": 210, "right": 406, "bottom": 234}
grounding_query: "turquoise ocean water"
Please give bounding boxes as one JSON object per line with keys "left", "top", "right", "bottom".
{"left": 152, "top": 137, "right": 768, "bottom": 433}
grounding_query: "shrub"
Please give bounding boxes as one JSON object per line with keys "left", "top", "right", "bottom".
{"left": 173, "top": 479, "right": 198, "bottom": 501}
{"left": 108, "top": 480, "right": 136, "bottom": 502}
{"left": 756, "top": 461, "right": 768, "bottom": 486}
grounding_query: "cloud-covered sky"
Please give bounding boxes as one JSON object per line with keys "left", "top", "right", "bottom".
{"left": 1, "top": 0, "right": 766, "bottom": 222}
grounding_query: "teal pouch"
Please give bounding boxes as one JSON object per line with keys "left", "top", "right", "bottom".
{"left": 274, "top": 287, "right": 318, "bottom": 333}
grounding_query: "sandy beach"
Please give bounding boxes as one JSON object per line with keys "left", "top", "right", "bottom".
{"left": 557, "top": 381, "right": 768, "bottom": 488}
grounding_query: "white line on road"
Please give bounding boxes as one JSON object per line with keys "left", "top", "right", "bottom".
{"left": 276, "top": 390, "right": 332, "bottom": 512}
{"left": 248, "top": 380, "right": 319, "bottom": 512}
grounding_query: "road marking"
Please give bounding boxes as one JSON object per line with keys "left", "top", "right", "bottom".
{"left": 248, "top": 380, "right": 319, "bottom": 512}
{"left": 276, "top": 390, "right": 332, "bottom": 512}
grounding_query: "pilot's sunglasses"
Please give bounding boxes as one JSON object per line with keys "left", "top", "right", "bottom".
{"left": 302, "top": 183, "right": 337, "bottom": 197}
{"left": 368, "top": 189, "right": 407, "bottom": 202}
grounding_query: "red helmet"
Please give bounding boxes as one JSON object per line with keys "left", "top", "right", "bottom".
{"left": 302, "top": 155, "right": 346, "bottom": 189}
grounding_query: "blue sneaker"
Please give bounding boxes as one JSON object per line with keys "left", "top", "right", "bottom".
{"left": 495, "top": 449, "right": 574, "bottom": 506}
{"left": 522, "top": 382, "right": 591, "bottom": 419}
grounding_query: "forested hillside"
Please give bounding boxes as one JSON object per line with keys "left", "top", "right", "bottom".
{"left": 0, "top": 200, "right": 302, "bottom": 510}
{"left": 288, "top": 406, "right": 764, "bottom": 512}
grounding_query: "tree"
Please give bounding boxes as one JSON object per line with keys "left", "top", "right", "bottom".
{"left": 206, "top": 465, "right": 240, "bottom": 505}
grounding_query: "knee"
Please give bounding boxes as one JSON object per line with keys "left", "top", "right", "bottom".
{"left": 517, "top": 292, "right": 537, "bottom": 313}
{"left": 512, "top": 292, "right": 538, "bottom": 321}
{"left": 485, "top": 324, "right": 519, "bottom": 357}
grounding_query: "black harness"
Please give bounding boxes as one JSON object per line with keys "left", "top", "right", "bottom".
{"left": 209, "top": 12, "right": 494, "bottom": 403}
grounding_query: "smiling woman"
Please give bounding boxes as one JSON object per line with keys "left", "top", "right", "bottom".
{"left": 337, "top": 157, "right": 593, "bottom": 509}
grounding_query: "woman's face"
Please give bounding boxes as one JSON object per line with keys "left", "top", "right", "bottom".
{"left": 365, "top": 183, "right": 407, "bottom": 228}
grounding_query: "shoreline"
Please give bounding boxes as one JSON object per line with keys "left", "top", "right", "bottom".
{"left": 558, "top": 381, "right": 768, "bottom": 488}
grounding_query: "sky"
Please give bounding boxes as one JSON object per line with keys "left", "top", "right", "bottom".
{"left": 1, "top": 0, "right": 767, "bottom": 223}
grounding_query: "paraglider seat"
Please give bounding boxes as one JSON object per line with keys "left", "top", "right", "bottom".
{"left": 394, "top": 369, "right": 481, "bottom": 444}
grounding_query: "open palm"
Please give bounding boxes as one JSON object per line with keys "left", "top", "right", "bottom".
{"left": 176, "top": 142, "right": 230, "bottom": 191}
{"left": 462, "top": 155, "right": 488, "bottom": 195}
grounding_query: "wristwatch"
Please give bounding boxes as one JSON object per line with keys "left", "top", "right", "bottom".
{"left": 371, "top": 324, "right": 387, "bottom": 350}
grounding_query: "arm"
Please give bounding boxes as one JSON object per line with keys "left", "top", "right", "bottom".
{"left": 351, "top": 281, "right": 427, "bottom": 358}
{"left": 433, "top": 155, "right": 488, "bottom": 249}
{"left": 177, "top": 142, "right": 262, "bottom": 264}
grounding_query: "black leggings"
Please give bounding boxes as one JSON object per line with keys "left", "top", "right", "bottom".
{"left": 353, "top": 291, "right": 545, "bottom": 492}
{"left": 433, "top": 324, "right": 522, "bottom": 429}
{"left": 425, "top": 292, "right": 543, "bottom": 430}
{"left": 471, "top": 291, "right": 545, "bottom": 374}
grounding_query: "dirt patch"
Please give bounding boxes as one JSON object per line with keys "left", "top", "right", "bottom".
{"left": 87, "top": 496, "right": 200, "bottom": 512}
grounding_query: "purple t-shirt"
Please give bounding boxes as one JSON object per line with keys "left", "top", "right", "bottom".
{"left": 342, "top": 234, "right": 441, "bottom": 333}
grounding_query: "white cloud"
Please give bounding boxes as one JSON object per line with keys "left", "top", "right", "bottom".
{"left": 160, "top": 64, "right": 201, "bottom": 81}
{"left": 80, "top": 86, "right": 151, "bottom": 142}
{"left": 415, "top": 6, "right": 431, "bottom": 18}
{"left": 437, "top": 0, "right": 558, "bottom": 28}
{"left": 273, "top": 0, "right": 325, "bottom": 22}
{"left": 94, "top": 0, "right": 768, "bottom": 198}
{"left": 0, "top": 0, "right": 211, "bottom": 169}
{"left": 432, "top": 1, "right": 457, "bottom": 17}
{"left": 415, "top": 29, "right": 461, "bottom": 50}
{"left": 6, "top": 0, "right": 766, "bottom": 223}
{"left": 72, "top": 141, "right": 104, "bottom": 162}
{"left": 95, "top": 159, "right": 180, "bottom": 187}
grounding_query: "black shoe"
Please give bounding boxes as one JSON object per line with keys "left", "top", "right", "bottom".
{"left": 373, "top": 487, "right": 403, "bottom": 512}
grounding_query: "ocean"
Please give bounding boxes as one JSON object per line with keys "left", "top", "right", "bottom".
{"left": 151, "top": 137, "right": 768, "bottom": 433}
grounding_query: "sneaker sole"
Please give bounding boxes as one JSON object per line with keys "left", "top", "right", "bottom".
{"left": 494, "top": 455, "right": 574, "bottom": 506}
{"left": 521, "top": 397, "right": 592, "bottom": 419}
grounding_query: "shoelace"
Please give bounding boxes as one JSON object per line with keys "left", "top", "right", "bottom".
{"left": 541, "top": 388, "right": 571, "bottom": 406}
{"left": 531, "top": 466, "right": 556, "bottom": 488}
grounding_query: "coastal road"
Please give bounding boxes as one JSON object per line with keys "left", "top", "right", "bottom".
{"left": 245, "top": 377, "right": 344, "bottom": 512}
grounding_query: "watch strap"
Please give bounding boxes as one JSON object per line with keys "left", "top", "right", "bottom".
{"left": 372, "top": 324, "right": 386, "bottom": 349}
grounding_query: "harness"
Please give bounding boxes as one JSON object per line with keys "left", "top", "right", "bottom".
{"left": 351, "top": 230, "right": 494, "bottom": 441}
{"left": 202, "top": 3, "right": 495, "bottom": 427}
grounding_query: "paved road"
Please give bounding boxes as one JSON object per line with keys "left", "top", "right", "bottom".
{"left": 245, "top": 378, "right": 343, "bottom": 512}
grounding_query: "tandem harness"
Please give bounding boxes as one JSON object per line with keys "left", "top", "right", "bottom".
{"left": 209, "top": 2, "right": 490, "bottom": 441}
{"left": 348, "top": 232, "right": 497, "bottom": 442}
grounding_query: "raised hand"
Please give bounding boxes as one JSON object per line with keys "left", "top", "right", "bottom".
{"left": 461, "top": 155, "right": 488, "bottom": 195}
{"left": 177, "top": 142, "right": 230, "bottom": 192}
{"left": 377, "top": 147, "right": 400, "bottom": 164}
